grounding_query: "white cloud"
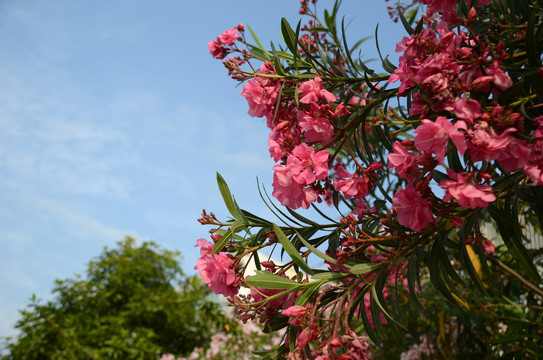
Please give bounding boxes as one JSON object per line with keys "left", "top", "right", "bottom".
{"left": 20, "top": 194, "right": 128, "bottom": 243}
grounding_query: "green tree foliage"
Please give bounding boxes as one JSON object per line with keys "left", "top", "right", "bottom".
{"left": 1, "top": 237, "right": 228, "bottom": 360}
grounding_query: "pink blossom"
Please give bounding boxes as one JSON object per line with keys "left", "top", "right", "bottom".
{"left": 392, "top": 184, "right": 436, "bottom": 232}
{"left": 353, "top": 199, "right": 369, "bottom": 219}
{"left": 487, "top": 60, "right": 512, "bottom": 90}
{"left": 466, "top": 125, "right": 513, "bottom": 163}
{"left": 453, "top": 98, "right": 481, "bottom": 123}
{"left": 241, "top": 77, "right": 279, "bottom": 120}
{"left": 272, "top": 165, "right": 318, "bottom": 209}
{"left": 387, "top": 141, "right": 418, "bottom": 180}
{"left": 481, "top": 239, "right": 495, "bottom": 254}
{"left": 418, "top": 0, "right": 458, "bottom": 26}
{"left": 287, "top": 143, "right": 329, "bottom": 186}
{"left": 299, "top": 77, "right": 336, "bottom": 104}
{"left": 194, "top": 239, "right": 239, "bottom": 297}
{"left": 496, "top": 137, "right": 531, "bottom": 172}
{"left": 524, "top": 163, "right": 543, "bottom": 185}
{"left": 439, "top": 170, "right": 496, "bottom": 209}
{"left": 268, "top": 121, "right": 301, "bottom": 161}
{"left": 414, "top": 117, "right": 467, "bottom": 164}
{"left": 272, "top": 144, "right": 328, "bottom": 209}
{"left": 208, "top": 40, "right": 227, "bottom": 59}
{"left": 282, "top": 305, "right": 308, "bottom": 326}
{"left": 296, "top": 323, "right": 320, "bottom": 348}
{"left": 297, "top": 108, "right": 334, "bottom": 144}
{"left": 333, "top": 166, "right": 370, "bottom": 199}
{"left": 240, "top": 63, "right": 280, "bottom": 123}
{"left": 218, "top": 28, "right": 240, "bottom": 46}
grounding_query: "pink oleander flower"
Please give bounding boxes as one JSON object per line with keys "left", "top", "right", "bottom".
{"left": 297, "top": 106, "right": 334, "bottom": 144}
{"left": 240, "top": 63, "right": 281, "bottom": 122}
{"left": 218, "top": 28, "right": 240, "bottom": 46}
{"left": 439, "top": 170, "right": 496, "bottom": 209}
{"left": 296, "top": 323, "right": 320, "bottom": 349}
{"left": 194, "top": 239, "right": 239, "bottom": 297}
{"left": 353, "top": 198, "right": 369, "bottom": 220}
{"left": 333, "top": 166, "right": 370, "bottom": 199}
{"left": 486, "top": 60, "right": 512, "bottom": 91}
{"left": 392, "top": 184, "right": 436, "bottom": 232}
{"left": 282, "top": 305, "right": 308, "bottom": 326}
{"left": 524, "top": 163, "right": 543, "bottom": 185}
{"left": 481, "top": 238, "right": 495, "bottom": 254}
{"left": 453, "top": 98, "right": 481, "bottom": 123}
{"left": 387, "top": 141, "right": 418, "bottom": 180}
{"left": 414, "top": 117, "right": 467, "bottom": 164}
{"left": 268, "top": 123, "right": 301, "bottom": 162}
{"left": 466, "top": 124, "right": 513, "bottom": 163}
{"left": 299, "top": 77, "right": 337, "bottom": 104}
{"left": 208, "top": 40, "right": 227, "bottom": 59}
{"left": 497, "top": 137, "right": 532, "bottom": 172}
{"left": 272, "top": 165, "right": 318, "bottom": 209}
{"left": 418, "top": 0, "right": 458, "bottom": 26}
{"left": 287, "top": 143, "right": 330, "bottom": 186}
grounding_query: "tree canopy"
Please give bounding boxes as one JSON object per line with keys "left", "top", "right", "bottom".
{"left": 1, "top": 237, "right": 228, "bottom": 360}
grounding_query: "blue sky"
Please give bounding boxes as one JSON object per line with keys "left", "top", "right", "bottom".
{"left": 0, "top": 0, "right": 404, "bottom": 339}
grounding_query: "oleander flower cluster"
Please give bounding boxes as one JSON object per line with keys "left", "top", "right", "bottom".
{"left": 196, "top": 0, "right": 543, "bottom": 358}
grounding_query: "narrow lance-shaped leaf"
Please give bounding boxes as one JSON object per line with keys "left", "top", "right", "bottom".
{"left": 273, "top": 224, "right": 315, "bottom": 275}
{"left": 349, "top": 262, "right": 381, "bottom": 275}
{"left": 245, "top": 272, "right": 302, "bottom": 290}
{"left": 216, "top": 172, "right": 240, "bottom": 220}
{"left": 297, "top": 232, "right": 338, "bottom": 265}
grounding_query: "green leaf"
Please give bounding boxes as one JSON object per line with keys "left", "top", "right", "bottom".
{"left": 371, "top": 285, "right": 406, "bottom": 330}
{"left": 248, "top": 45, "right": 273, "bottom": 61}
{"left": 245, "top": 272, "right": 301, "bottom": 289}
{"left": 216, "top": 172, "right": 240, "bottom": 220}
{"left": 255, "top": 345, "right": 289, "bottom": 360}
{"left": 212, "top": 229, "right": 233, "bottom": 255}
{"left": 294, "top": 281, "right": 322, "bottom": 306}
{"left": 311, "top": 271, "right": 348, "bottom": 280}
{"left": 273, "top": 224, "right": 315, "bottom": 275}
{"left": 281, "top": 18, "right": 299, "bottom": 57}
{"left": 286, "top": 207, "right": 319, "bottom": 226}
{"left": 398, "top": 7, "right": 414, "bottom": 35}
{"left": 488, "top": 204, "right": 541, "bottom": 283}
{"left": 406, "top": 254, "right": 424, "bottom": 308}
{"left": 247, "top": 24, "right": 265, "bottom": 50}
{"left": 349, "top": 262, "right": 381, "bottom": 275}
{"left": 297, "top": 232, "right": 338, "bottom": 265}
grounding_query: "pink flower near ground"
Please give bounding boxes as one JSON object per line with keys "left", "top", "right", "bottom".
{"left": 414, "top": 117, "right": 467, "bottom": 164}
{"left": 194, "top": 239, "right": 239, "bottom": 297}
{"left": 392, "top": 184, "right": 436, "bottom": 232}
{"left": 299, "top": 77, "right": 337, "bottom": 104}
{"left": 439, "top": 170, "right": 496, "bottom": 209}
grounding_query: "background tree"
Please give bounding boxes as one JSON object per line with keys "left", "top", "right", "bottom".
{"left": 1, "top": 237, "right": 229, "bottom": 360}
